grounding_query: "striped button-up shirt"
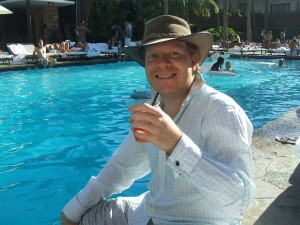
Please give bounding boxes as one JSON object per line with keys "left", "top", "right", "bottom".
{"left": 63, "top": 79, "right": 256, "bottom": 225}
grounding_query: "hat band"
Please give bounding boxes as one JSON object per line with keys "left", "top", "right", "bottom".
{"left": 142, "top": 33, "right": 187, "bottom": 44}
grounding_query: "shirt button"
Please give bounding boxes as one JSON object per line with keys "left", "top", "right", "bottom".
{"left": 175, "top": 161, "right": 180, "bottom": 166}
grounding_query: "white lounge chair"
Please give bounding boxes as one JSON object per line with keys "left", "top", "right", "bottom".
{"left": 85, "top": 43, "right": 102, "bottom": 58}
{"left": 98, "top": 43, "right": 119, "bottom": 57}
{"left": 7, "top": 43, "right": 36, "bottom": 63}
{"left": 0, "top": 52, "right": 14, "bottom": 64}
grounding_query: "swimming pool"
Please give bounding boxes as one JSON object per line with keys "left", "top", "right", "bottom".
{"left": 0, "top": 59, "right": 299, "bottom": 224}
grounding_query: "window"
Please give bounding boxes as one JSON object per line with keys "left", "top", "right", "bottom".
{"left": 270, "top": 3, "right": 290, "bottom": 13}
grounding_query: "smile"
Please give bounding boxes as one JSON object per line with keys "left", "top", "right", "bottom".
{"left": 155, "top": 73, "right": 176, "bottom": 79}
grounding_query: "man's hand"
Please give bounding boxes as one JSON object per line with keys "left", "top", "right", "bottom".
{"left": 129, "top": 103, "right": 182, "bottom": 154}
{"left": 61, "top": 212, "right": 80, "bottom": 225}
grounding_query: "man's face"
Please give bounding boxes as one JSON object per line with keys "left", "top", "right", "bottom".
{"left": 38, "top": 40, "right": 43, "bottom": 47}
{"left": 145, "top": 40, "right": 199, "bottom": 98}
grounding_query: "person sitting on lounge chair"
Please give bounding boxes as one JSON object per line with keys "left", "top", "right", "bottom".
{"left": 48, "top": 41, "right": 84, "bottom": 53}
{"left": 33, "top": 39, "right": 56, "bottom": 68}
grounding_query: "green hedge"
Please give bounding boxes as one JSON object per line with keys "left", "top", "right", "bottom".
{"left": 206, "top": 27, "right": 242, "bottom": 41}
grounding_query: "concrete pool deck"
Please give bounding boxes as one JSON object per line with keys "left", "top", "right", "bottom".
{"left": 242, "top": 105, "right": 300, "bottom": 225}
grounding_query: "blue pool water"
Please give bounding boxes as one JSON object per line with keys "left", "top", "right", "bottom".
{"left": 0, "top": 59, "right": 300, "bottom": 224}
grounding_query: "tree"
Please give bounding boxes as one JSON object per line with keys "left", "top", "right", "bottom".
{"left": 168, "top": 0, "right": 218, "bottom": 20}
{"left": 264, "top": 0, "right": 269, "bottom": 31}
{"left": 222, "top": 0, "right": 229, "bottom": 45}
{"left": 214, "top": 0, "right": 220, "bottom": 29}
{"left": 246, "top": 0, "right": 252, "bottom": 42}
{"left": 83, "top": 0, "right": 219, "bottom": 41}
{"left": 85, "top": 0, "right": 94, "bottom": 26}
{"left": 164, "top": 0, "right": 169, "bottom": 15}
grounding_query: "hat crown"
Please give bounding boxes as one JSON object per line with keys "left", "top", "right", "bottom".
{"left": 142, "top": 15, "right": 191, "bottom": 43}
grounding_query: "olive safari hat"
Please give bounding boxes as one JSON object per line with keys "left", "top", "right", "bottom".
{"left": 122, "top": 15, "right": 213, "bottom": 67}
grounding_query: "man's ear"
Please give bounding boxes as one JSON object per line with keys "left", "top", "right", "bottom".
{"left": 192, "top": 54, "right": 200, "bottom": 66}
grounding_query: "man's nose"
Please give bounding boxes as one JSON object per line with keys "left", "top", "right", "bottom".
{"left": 157, "top": 55, "right": 171, "bottom": 68}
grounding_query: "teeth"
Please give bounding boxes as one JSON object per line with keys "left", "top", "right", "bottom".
{"left": 156, "top": 74, "right": 175, "bottom": 78}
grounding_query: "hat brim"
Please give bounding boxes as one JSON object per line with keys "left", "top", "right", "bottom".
{"left": 122, "top": 32, "right": 213, "bottom": 67}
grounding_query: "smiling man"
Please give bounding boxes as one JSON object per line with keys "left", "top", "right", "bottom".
{"left": 61, "top": 15, "right": 255, "bottom": 225}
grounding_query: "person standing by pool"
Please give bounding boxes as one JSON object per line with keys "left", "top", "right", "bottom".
{"left": 263, "top": 31, "right": 273, "bottom": 48}
{"left": 108, "top": 24, "right": 125, "bottom": 48}
{"left": 75, "top": 21, "right": 90, "bottom": 49}
{"left": 61, "top": 15, "right": 255, "bottom": 225}
{"left": 124, "top": 19, "right": 133, "bottom": 47}
{"left": 33, "top": 39, "right": 56, "bottom": 68}
{"left": 280, "top": 29, "right": 287, "bottom": 44}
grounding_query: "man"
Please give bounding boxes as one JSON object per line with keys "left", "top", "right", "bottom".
{"left": 263, "top": 31, "right": 273, "bottom": 48}
{"left": 33, "top": 39, "right": 56, "bottom": 68}
{"left": 61, "top": 15, "right": 255, "bottom": 225}
{"left": 278, "top": 58, "right": 284, "bottom": 67}
{"left": 124, "top": 19, "right": 133, "bottom": 46}
{"left": 108, "top": 24, "right": 125, "bottom": 48}
{"left": 280, "top": 29, "right": 287, "bottom": 43}
{"left": 75, "top": 21, "right": 90, "bottom": 48}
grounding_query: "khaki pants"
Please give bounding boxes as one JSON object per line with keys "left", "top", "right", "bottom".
{"left": 79, "top": 197, "right": 154, "bottom": 225}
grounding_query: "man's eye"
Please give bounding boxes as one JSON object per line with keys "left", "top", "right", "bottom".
{"left": 170, "top": 51, "right": 179, "bottom": 56}
{"left": 147, "top": 54, "right": 156, "bottom": 59}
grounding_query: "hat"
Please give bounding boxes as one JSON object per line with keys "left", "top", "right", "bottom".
{"left": 122, "top": 15, "right": 213, "bottom": 67}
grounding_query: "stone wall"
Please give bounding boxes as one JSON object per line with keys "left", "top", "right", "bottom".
{"left": 33, "top": 7, "right": 60, "bottom": 44}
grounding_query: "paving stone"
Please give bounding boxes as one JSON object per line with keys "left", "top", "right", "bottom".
{"left": 242, "top": 106, "right": 300, "bottom": 225}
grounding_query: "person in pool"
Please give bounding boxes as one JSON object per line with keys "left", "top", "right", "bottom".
{"left": 278, "top": 58, "right": 284, "bottom": 67}
{"left": 210, "top": 56, "right": 225, "bottom": 71}
{"left": 225, "top": 61, "right": 236, "bottom": 72}
{"left": 61, "top": 15, "right": 255, "bottom": 225}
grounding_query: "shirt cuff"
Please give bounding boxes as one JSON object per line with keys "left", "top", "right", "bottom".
{"left": 62, "top": 194, "right": 87, "bottom": 222}
{"left": 62, "top": 176, "right": 103, "bottom": 222}
{"left": 167, "top": 133, "right": 202, "bottom": 177}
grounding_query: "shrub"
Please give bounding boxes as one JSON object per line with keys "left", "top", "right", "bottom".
{"left": 206, "top": 27, "right": 242, "bottom": 41}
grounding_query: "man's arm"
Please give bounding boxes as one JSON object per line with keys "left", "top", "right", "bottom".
{"left": 33, "top": 47, "right": 38, "bottom": 57}
{"left": 166, "top": 97, "right": 255, "bottom": 213}
{"left": 62, "top": 133, "right": 150, "bottom": 222}
{"left": 114, "top": 30, "right": 119, "bottom": 40}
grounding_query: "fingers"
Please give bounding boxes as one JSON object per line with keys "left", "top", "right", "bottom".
{"left": 129, "top": 106, "right": 182, "bottom": 153}
{"left": 128, "top": 103, "right": 161, "bottom": 115}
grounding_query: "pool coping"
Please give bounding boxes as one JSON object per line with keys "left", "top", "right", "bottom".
{"left": 1, "top": 53, "right": 300, "bottom": 72}
{"left": 0, "top": 56, "right": 133, "bottom": 72}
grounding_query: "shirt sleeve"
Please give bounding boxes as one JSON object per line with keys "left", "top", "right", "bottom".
{"left": 62, "top": 132, "right": 150, "bottom": 222}
{"left": 167, "top": 97, "right": 255, "bottom": 212}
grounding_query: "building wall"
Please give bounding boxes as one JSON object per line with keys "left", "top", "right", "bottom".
{"left": 0, "top": 3, "right": 73, "bottom": 50}
{"left": 202, "top": 0, "right": 300, "bottom": 41}
{"left": 33, "top": 7, "right": 60, "bottom": 44}
{"left": 222, "top": 0, "right": 300, "bottom": 13}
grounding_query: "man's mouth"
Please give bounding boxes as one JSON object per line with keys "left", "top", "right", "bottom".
{"left": 155, "top": 73, "right": 176, "bottom": 79}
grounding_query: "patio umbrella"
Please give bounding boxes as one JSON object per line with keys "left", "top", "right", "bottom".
{"left": 0, "top": 5, "right": 13, "bottom": 14}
